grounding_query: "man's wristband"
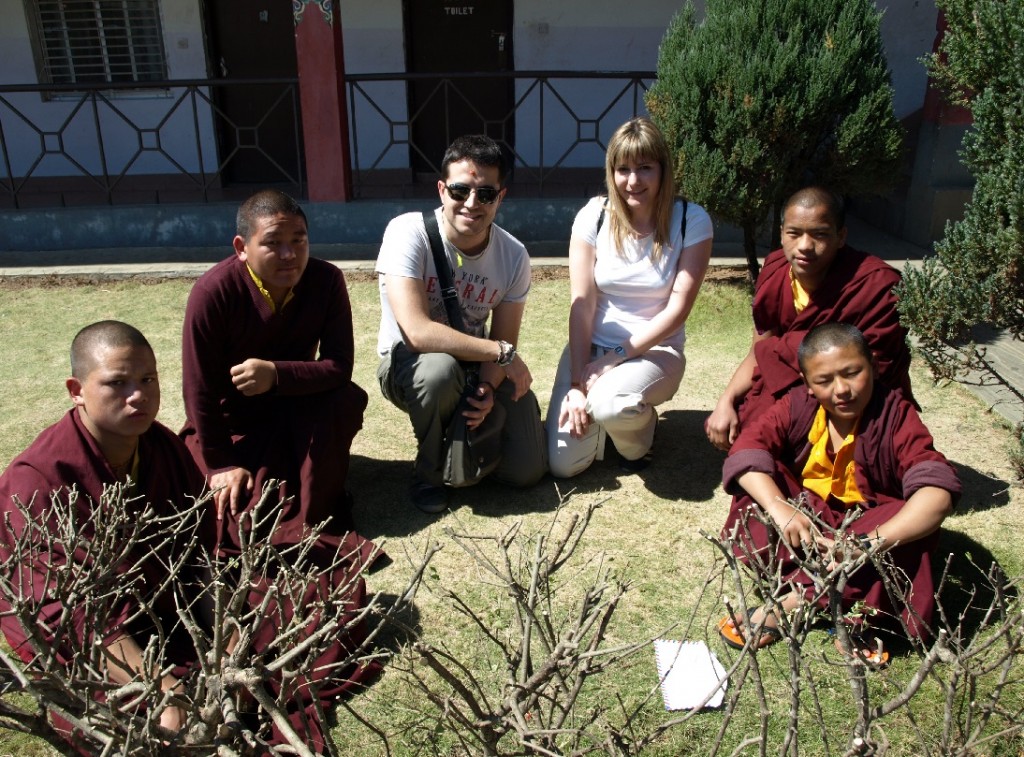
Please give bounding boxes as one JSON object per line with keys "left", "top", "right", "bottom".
{"left": 495, "top": 340, "right": 517, "bottom": 367}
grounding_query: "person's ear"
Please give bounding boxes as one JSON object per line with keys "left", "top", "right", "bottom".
{"left": 232, "top": 235, "right": 248, "bottom": 260}
{"left": 837, "top": 225, "right": 848, "bottom": 248}
{"left": 801, "top": 372, "right": 814, "bottom": 394}
{"left": 437, "top": 179, "right": 447, "bottom": 202}
{"left": 66, "top": 376, "right": 84, "bottom": 406}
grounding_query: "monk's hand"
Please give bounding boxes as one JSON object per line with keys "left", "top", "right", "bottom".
{"left": 500, "top": 354, "right": 533, "bottom": 401}
{"left": 766, "top": 499, "right": 816, "bottom": 551}
{"left": 705, "top": 400, "right": 739, "bottom": 451}
{"left": 209, "top": 467, "right": 253, "bottom": 520}
{"left": 230, "top": 358, "right": 277, "bottom": 396}
{"left": 558, "top": 386, "right": 590, "bottom": 439}
{"left": 157, "top": 674, "right": 187, "bottom": 734}
{"left": 463, "top": 382, "right": 495, "bottom": 429}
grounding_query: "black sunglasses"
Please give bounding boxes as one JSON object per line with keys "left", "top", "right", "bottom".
{"left": 444, "top": 183, "right": 501, "bottom": 205}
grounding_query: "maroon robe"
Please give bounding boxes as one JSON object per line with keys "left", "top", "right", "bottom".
{"left": 0, "top": 409, "right": 207, "bottom": 668}
{"left": 738, "top": 246, "right": 912, "bottom": 428}
{"left": 0, "top": 409, "right": 378, "bottom": 751}
{"left": 180, "top": 255, "right": 376, "bottom": 563}
{"left": 181, "top": 256, "right": 382, "bottom": 748}
{"left": 722, "top": 385, "right": 961, "bottom": 638}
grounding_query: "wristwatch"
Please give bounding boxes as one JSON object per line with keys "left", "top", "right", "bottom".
{"left": 613, "top": 344, "right": 627, "bottom": 361}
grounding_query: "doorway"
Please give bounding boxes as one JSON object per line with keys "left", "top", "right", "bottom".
{"left": 403, "top": 0, "right": 515, "bottom": 177}
{"left": 202, "top": 0, "right": 301, "bottom": 186}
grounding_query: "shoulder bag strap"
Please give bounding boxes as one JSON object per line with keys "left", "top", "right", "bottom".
{"left": 422, "top": 210, "right": 466, "bottom": 333}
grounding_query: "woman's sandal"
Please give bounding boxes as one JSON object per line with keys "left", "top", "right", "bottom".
{"left": 717, "top": 607, "right": 783, "bottom": 650}
{"left": 828, "top": 628, "right": 890, "bottom": 668}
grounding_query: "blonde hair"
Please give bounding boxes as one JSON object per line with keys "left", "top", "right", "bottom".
{"left": 603, "top": 117, "right": 677, "bottom": 263}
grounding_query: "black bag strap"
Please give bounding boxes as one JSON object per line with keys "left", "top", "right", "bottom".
{"left": 423, "top": 210, "right": 466, "bottom": 333}
{"left": 595, "top": 197, "right": 689, "bottom": 244}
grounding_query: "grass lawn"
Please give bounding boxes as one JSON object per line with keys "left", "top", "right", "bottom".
{"left": 0, "top": 269, "right": 1021, "bottom": 755}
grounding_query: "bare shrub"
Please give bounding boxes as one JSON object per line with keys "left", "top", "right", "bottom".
{"left": 365, "top": 495, "right": 1023, "bottom": 755}
{"left": 0, "top": 482, "right": 430, "bottom": 756}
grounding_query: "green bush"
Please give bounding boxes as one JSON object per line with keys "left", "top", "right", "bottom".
{"left": 897, "top": 0, "right": 1024, "bottom": 478}
{"left": 647, "top": 0, "right": 903, "bottom": 279}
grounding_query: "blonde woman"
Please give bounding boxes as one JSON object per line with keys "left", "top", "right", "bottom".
{"left": 546, "top": 117, "right": 714, "bottom": 477}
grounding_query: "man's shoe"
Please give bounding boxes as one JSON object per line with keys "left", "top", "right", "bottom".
{"left": 409, "top": 479, "right": 448, "bottom": 514}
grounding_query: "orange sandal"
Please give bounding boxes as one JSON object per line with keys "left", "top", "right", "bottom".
{"left": 717, "top": 607, "right": 783, "bottom": 650}
{"left": 829, "top": 628, "right": 890, "bottom": 668}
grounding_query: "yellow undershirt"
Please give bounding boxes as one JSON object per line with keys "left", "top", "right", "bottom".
{"left": 801, "top": 406, "right": 864, "bottom": 506}
{"left": 790, "top": 268, "right": 809, "bottom": 313}
{"left": 247, "top": 264, "right": 294, "bottom": 313}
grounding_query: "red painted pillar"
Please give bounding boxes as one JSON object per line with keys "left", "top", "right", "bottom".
{"left": 293, "top": 1, "right": 352, "bottom": 201}
{"left": 922, "top": 10, "right": 972, "bottom": 127}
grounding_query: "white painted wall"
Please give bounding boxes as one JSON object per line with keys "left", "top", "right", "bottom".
{"left": 0, "top": 0, "right": 216, "bottom": 177}
{"left": 876, "top": 0, "right": 938, "bottom": 119}
{"left": 338, "top": 0, "right": 408, "bottom": 169}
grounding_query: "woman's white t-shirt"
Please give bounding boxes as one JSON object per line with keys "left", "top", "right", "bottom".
{"left": 572, "top": 196, "right": 713, "bottom": 350}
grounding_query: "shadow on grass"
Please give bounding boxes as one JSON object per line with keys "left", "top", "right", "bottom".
{"left": 642, "top": 408, "right": 724, "bottom": 503}
{"left": 950, "top": 461, "right": 1013, "bottom": 513}
{"left": 348, "top": 454, "right": 573, "bottom": 539}
{"left": 934, "top": 528, "right": 1016, "bottom": 612}
{"left": 349, "top": 407, "right": 726, "bottom": 540}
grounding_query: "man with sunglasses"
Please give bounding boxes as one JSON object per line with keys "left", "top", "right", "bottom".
{"left": 375, "top": 134, "right": 547, "bottom": 513}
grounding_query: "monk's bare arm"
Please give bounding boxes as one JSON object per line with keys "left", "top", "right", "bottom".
{"left": 736, "top": 471, "right": 817, "bottom": 549}
{"left": 866, "top": 486, "right": 953, "bottom": 549}
{"left": 706, "top": 328, "right": 773, "bottom": 450}
{"left": 106, "top": 634, "right": 185, "bottom": 731}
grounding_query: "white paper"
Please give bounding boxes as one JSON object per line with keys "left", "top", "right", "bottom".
{"left": 653, "top": 639, "right": 727, "bottom": 710}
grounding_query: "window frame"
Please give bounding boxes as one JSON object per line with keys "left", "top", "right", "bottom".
{"left": 24, "top": 0, "right": 169, "bottom": 91}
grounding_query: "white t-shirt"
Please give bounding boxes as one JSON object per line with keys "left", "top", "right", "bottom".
{"left": 375, "top": 208, "right": 532, "bottom": 357}
{"left": 572, "top": 196, "right": 713, "bottom": 350}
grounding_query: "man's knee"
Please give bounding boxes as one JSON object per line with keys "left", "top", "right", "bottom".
{"left": 410, "top": 352, "right": 464, "bottom": 403}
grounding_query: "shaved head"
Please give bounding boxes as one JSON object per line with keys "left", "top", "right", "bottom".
{"left": 70, "top": 321, "right": 153, "bottom": 379}
{"left": 797, "top": 322, "right": 871, "bottom": 374}
{"left": 783, "top": 186, "right": 846, "bottom": 230}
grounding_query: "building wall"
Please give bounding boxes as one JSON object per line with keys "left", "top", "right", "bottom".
{"left": 0, "top": 0, "right": 940, "bottom": 177}
{"left": 0, "top": 0, "right": 214, "bottom": 178}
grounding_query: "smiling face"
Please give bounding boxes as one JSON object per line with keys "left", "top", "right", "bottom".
{"left": 437, "top": 159, "right": 505, "bottom": 255}
{"left": 801, "top": 343, "right": 874, "bottom": 430}
{"left": 233, "top": 211, "right": 309, "bottom": 303}
{"left": 67, "top": 343, "right": 160, "bottom": 455}
{"left": 781, "top": 203, "right": 847, "bottom": 291}
{"left": 612, "top": 156, "right": 662, "bottom": 219}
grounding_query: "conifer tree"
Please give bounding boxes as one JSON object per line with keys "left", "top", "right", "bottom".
{"left": 647, "top": 0, "right": 903, "bottom": 280}
{"left": 897, "top": 0, "right": 1024, "bottom": 474}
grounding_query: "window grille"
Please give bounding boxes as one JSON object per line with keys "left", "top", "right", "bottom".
{"left": 25, "top": 0, "right": 167, "bottom": 85}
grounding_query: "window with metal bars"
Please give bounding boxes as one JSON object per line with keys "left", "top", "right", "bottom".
{"left": 25, "top": 0, "right": 168, "bottom": 86}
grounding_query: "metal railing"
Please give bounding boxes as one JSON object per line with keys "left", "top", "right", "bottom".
{"left": 345, "top": 71, "right": 654, "bottom": 198}
{"left": 0, "top": 71, "right": 654, "bottom": 208}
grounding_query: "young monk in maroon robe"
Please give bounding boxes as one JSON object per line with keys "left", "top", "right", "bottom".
{"left": 716, "top": 323, "right": 959, "bottom": 659}
{"left": 705, "top": 186, "right": 912, "bottom": 451}
{"left": 0, "top": 321, "right": 203, "bottom": 733}
{"left": 0, "top": 321, "right": 379, "bottom": 751}
{"left": 180, "top": 188, "right": 378, "bottom": 567}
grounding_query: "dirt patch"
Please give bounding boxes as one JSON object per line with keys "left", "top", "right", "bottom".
{"left": 0, "top": 263, "right": 751, "bottom": 289}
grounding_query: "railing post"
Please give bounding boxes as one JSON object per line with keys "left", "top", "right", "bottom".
{"left": 293, "top": 2, "right": 352, "bottom": 202}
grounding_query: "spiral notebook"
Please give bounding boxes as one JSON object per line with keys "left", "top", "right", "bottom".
{"left": 653, "top": 639, "right": 728, "bottom": 710}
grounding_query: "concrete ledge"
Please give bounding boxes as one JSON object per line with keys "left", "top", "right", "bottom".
{"left": 0, "top": 197, "right": 589, "bottom": 252}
